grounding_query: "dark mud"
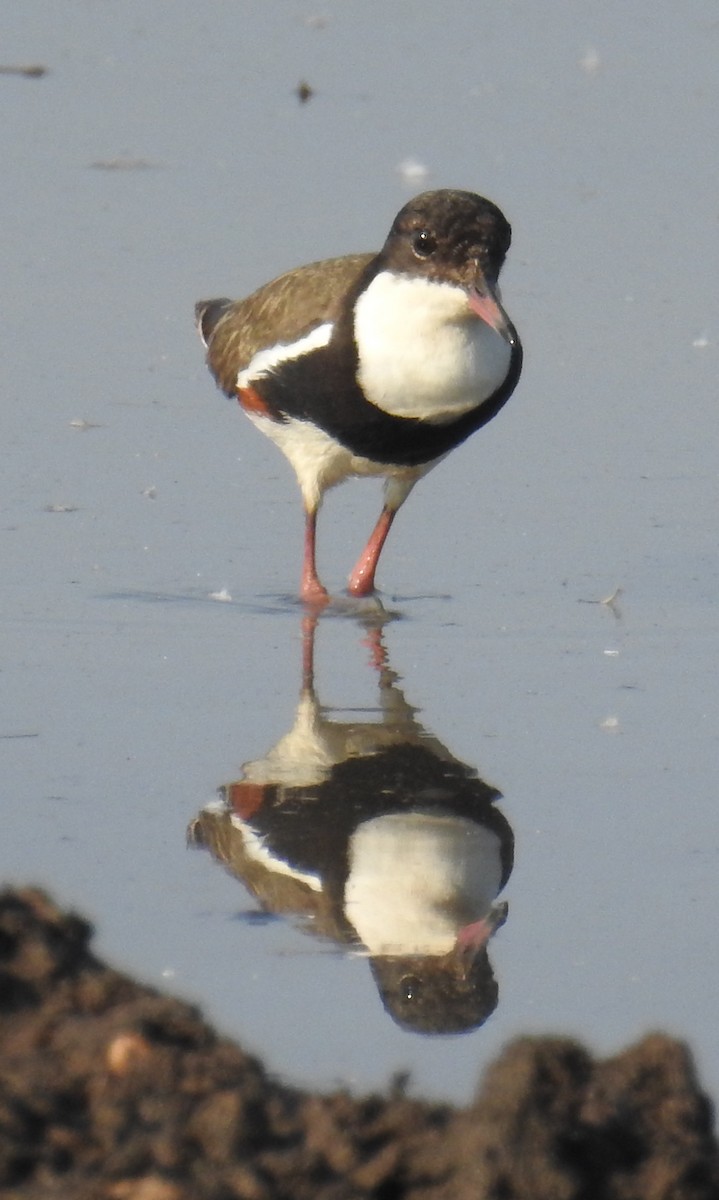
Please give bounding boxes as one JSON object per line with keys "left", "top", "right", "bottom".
{"left": 0, "top": 887, "right": 717, "bottom": 1199}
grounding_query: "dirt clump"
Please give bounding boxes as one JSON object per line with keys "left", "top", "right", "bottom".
{"left": 0, "top": 886, "right": 717, "bottom": 1199}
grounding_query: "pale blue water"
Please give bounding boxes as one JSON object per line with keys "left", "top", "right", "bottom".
{"left": 2, "top": 0, "right": 718, "bottom": 1102}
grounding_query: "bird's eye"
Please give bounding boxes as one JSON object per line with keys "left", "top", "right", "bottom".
{"left": 400, "top": 974, "right": 422, "bottom": 1001}
{"left": 411, "top": 230, "right": 437, "bottom": 258}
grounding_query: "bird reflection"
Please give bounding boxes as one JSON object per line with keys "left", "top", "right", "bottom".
{"left": 188, "top": 613, "right": 513, "bottom": 1035}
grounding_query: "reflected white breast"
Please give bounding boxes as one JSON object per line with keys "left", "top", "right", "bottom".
{"left": 353, "top": 271, "right": 511, "bottom": 422}
{"left": 345, "top": 812, "right": 503, "bottom": 955}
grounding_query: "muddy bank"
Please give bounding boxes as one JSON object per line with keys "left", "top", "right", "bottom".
{"left": 0, "top": 887, "right": 717, "bottom": 1199}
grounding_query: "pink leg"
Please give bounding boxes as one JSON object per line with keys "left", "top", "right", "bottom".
{"left": 301, "top": 612, "right": 319, "bottom": 689}
{"left": 347, "top": 506, "right": 396, "bottom": 597}
{"left": 300, "top": 507, "right": 329, "bottom": 606}
{"left": 361, "top": 624, "right": 389, "bottom": 672}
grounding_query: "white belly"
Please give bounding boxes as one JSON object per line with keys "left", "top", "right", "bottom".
{"left": 247, "top": 410, "right": 435, "bottom": 510}
{"left": 353, "top": 271, "right": 511, "bottom": 422}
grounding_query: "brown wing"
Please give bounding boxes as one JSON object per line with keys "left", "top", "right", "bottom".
{"left": 196, "top": 253, "right": 375, "bottom": 397}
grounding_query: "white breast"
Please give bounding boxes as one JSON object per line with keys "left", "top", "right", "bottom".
{"left": 353, "top": 271, "right": 511, "bottom": 422}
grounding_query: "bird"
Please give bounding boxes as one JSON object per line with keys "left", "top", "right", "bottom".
{"left": 195, "top": 189, "right": 522, "bottom": 604}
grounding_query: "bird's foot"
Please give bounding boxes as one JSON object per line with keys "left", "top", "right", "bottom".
{"left": 300, "top": 578, "right": 331, "bottom": 608}
{"left": 346, "top": 572, "right": 377, "bottom": 598}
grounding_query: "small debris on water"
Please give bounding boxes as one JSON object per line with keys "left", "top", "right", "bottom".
{"left": 397, "top": 158, "right": 429, "bottom": 184}
{"left": 0, "top": 63, "right": 48, "bottom": 78}
{"left": 295, "top": 80, "right": 314, "bottom": 104}
{"left": 579, "top": 47, "right": 601, "bottom": 75}
{"left": 88, "top": 157, "right": 160, "bottom": 171}
{"left": 209, "top": 588, "right": 232, "bottom": 602}
{"left": 44, "top": 504, "right": 78, "bottom": 513}
{"left": 578, "top": 587, "right": 623, "bottom": 617}
{"left": 69, "top": 418, "right": 102, "bottom": 431}
{"left": 601, "top": 587, "right": 622, "bottom": 607}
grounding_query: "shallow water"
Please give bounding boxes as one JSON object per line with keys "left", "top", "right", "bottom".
{"left": 2, "top": 1, "right": 718, "bottom": 1103}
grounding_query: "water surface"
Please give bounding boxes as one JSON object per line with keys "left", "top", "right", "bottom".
{"left": 2, "top": 1, "right": 718, "bottom": 1102}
